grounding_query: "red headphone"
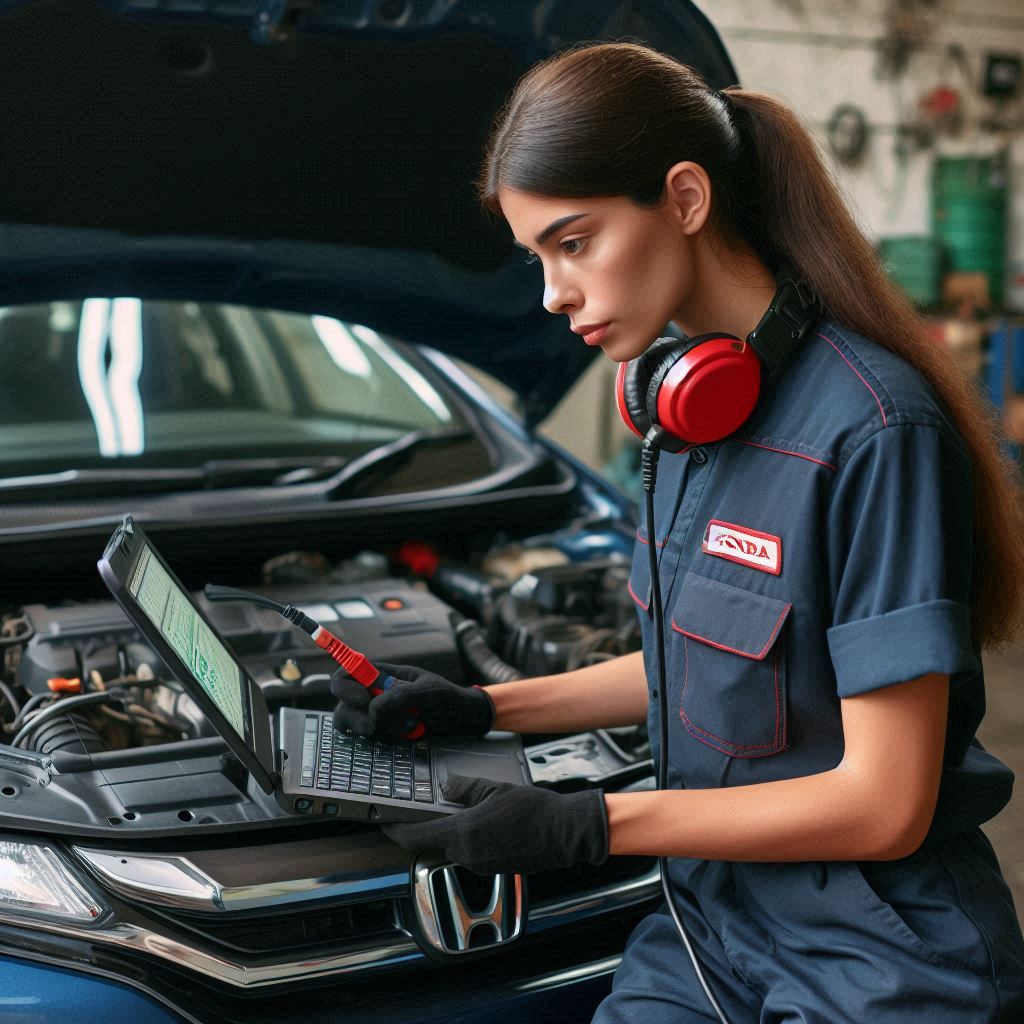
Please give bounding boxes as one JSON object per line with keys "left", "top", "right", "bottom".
{"left": 615, "top": 277, "right": 820, "bottom": 453}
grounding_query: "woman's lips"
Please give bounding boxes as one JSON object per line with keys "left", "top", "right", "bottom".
{"left": 579, "top": 323, "right": 610, "bottom": 346}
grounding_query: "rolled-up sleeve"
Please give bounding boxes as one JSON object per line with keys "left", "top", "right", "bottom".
{"left": 825, "top": 422, "right": 979, "bottom": 698}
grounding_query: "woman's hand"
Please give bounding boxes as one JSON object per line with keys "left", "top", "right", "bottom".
{"left": 382, "top": 774, "right": 610, "bottom": 875}
{"left": 330, "top": 662, "right": 495, "bottom": 740}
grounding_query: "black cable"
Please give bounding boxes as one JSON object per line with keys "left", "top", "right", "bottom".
{"left": 642, "top": 434, "right": 731, "bottom": 1024}
{"left": 10, "top": 690, "right": 128, "bottom": 749}
{"left": 9, "top": 674, "right": 169, "bottom": 735}
{"left": 204, "top": 584, "right": 285, "bottom": 613}
{"left": 0, "top": 680, "right": 21, "bottom": 721}
{"left": 7, "top": 690, "right": 56, "bottom": 732}
{"left": 451, "top": 613, "right": 525, "bottom": 684}
{"left": 204, "top": 584, "right": 321, "bottom": 636}
{"left": 594, "top": 727, "right": 635, "bottom": 764}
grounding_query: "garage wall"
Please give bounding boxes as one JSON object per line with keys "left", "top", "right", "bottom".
{"left": 541, "top": 0, "right": 1024, "bottom": 471}
{"left": 718, "top": 0, "right": 1024, "bottom": 300}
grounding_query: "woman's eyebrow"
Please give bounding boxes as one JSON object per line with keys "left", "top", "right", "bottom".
{"left": 511, "top": 212, "right": 588, "bottom": 251}
{"left": 534, "top": 212, "right": 587, "bottom": 245}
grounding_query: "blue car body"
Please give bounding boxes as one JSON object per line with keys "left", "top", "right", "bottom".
{"left": 0, "top": 3, "right": 736, "bottom": 1021}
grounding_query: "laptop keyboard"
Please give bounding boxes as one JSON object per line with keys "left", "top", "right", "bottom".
{"left": 301, "top": 714, "right": 432, "bottom": 802}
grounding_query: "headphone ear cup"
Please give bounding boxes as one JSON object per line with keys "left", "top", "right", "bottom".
{"left": 644, "top": 336, "right": 706, "bottom": 438}
{"left": 616, "top": 337, "right": 685, "bottom": 438}
{"left": 651, "top": 332, "right": 761, "bottom": 445}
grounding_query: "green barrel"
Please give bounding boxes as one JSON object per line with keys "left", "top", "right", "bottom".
{"left": 878, "top": 235, "right": 943, "bottom": 308}
{"left": 931, "top": 154, "right": 1008, "bottom": 304}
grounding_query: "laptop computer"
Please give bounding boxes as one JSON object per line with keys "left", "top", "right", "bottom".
{"left": 97, "top": 515, "right": 532, "bottom": 823}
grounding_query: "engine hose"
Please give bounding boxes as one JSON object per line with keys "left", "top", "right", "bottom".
{"left": 10, "top": 690, "right": 125, "bottom": 749}
{"left": 451, "top": 614, "right": 525, "bottom": 684}
{"left": 8, "top": 691, "right": 56, "bottom": 731}
{"left": 29, "top": 713, "right": 106, "bottom": 756}
{"left": 0, "top": 680, "right": 22, "bottom": 721}
{"left": 431, "top": 564, "right": 501, "bottom": 622}
{"left": 565, "top": 627, "right": 623, "bottom": 672}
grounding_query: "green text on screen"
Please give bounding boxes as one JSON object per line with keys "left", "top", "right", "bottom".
{"left": 129, "top": 544, "right": 247, "bottom": 739}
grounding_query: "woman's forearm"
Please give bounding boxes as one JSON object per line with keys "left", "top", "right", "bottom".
{"left": 605, "top": 763, "right": 929, "bottom": 862}
{"left": 607, "top": 673, "right": 949, "bottom": 862}
{"left": 484, "top": 650, "right": 648, "bottom": 734}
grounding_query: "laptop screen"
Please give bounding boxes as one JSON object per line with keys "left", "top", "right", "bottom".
{"left": 128, "top": 542, "right": 248, "bottom": 740}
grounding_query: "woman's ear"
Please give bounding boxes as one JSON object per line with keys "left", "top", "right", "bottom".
{"left": 662, "top": 161, "right": 712, "bottom": 236}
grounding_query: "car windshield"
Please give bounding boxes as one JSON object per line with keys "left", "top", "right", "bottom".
{"left": 0, "top": 299, "right": 477, "bottom": 483}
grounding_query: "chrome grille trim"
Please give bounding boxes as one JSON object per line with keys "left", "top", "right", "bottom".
{"left": 512, "top": 954, "right": 622, "bottom": 992}
{"left": 0, "top": 914, "right": 423, "bottom": 986}
{"left": 1, "top": 862, "right": 661, "bottom": 988}
{"left": 529, "top": 863, "right": 662, "bottom": 927}
{"left": 72, "top": 847, "right": 410, "bottom": 911}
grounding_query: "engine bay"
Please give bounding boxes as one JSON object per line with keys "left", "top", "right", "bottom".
{"left": 0, "top": 530, "right": 648, "bottom": 838}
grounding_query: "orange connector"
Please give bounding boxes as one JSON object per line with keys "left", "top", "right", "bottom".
{"left": 47, "top": 676, "right": 82, "bottom": 693}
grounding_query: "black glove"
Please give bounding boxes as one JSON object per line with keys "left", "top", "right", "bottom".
{"left": 331, "top": 662, "right": 495, "bottom": 740}
{"left": 382, "top": 774, "right": 609, "bottom": 875}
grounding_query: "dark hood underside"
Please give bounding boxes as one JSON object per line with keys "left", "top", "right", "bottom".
{"left": 0, "top": 0, "right": 737, "bottom": 420}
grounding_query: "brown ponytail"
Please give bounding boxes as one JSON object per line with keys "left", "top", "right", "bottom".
{"left": 478, "top": 42, "right": 1024, "bottom": 648}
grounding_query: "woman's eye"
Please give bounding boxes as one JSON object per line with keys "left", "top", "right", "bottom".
{"left": 560, "top": 238, "right": 588, "bottom": 256}
{"left": 522, "top": 250, "right": 539, "bottom": 266}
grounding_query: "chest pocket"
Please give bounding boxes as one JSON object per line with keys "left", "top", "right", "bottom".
{"left": 670, "top": 572, "right": 791, "bottom": 758}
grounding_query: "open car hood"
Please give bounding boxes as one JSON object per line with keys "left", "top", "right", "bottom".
{"left": 0, "top": 0, "right": 737, "bottom": 422}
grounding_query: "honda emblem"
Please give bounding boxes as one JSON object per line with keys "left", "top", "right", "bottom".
{"left": 412, "top": 854, "right": 525, "bottom": 957}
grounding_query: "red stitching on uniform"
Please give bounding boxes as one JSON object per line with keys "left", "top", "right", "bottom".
{"left": 736, "top": 439, "right": 838, "bottom": 472}
{"left": 678, "top": 638, "right": 785, "bottom": 756}
{"left": 816, "top": 332, "right": 887, "bottom": 427}
{"left": 680, "top": 637, "right": 778, "bottom": 749}
{"left": 670, "top": 603, "right": 791, "bottom": 660}
{"left": 627, "top": 578, "right": 649, "bottom": 611}
{"left": 635, "top": 529, "right": 666, "bottom": 549}
{"left": 770, "top": 647, "right": 778, "bottom": 745}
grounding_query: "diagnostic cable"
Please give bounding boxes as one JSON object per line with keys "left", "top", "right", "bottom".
{"left": 203, "top": 584, "right": 425, "bottom": 740}
{"left": 642, "top": 428, "right": 732, "bottom": 1024}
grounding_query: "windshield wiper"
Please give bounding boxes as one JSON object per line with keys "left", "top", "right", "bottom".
{"left": 0, "top": 429, "right": 479, "bottom": 503}
{"left": 323, "top": 428, "right": 475, "bottom": 500}
{"left": 0, "top": 458, "right": 348, "bottom": 501}
{"left": 0, "top": 468, "right": 206, "bottom": 502}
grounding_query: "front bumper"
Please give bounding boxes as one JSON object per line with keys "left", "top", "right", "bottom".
{"left": 0, "top": 911, "right": 648, "bottom": 1024}
{"left": 0, "top": 861, "right": 661, "bottom": 1022}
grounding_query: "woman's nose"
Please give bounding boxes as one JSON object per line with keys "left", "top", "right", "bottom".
{"left": 542, "top": 277, "right": 578, "bottom": 315}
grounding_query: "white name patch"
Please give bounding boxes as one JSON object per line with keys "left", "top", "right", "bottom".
{"left": 702, "top": 520, "right": 782, "bottom": 575}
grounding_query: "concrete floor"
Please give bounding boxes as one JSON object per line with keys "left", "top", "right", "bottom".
{"left": 978, "top": 639, "right": 1024, "bottom": 925}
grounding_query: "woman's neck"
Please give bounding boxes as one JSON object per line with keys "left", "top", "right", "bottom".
{"left": 672, "top": 243, "right": 778, "bottom": 341}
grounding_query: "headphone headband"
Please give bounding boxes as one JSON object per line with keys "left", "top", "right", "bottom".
{"left": 746, "top": 276, "right": 820, "bottom": 376}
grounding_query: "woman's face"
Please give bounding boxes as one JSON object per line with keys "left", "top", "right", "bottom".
{"left": 498, "top": 188, "right": 700, "bottom": 363}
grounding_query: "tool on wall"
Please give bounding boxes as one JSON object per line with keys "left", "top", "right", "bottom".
{"left": 826, "top": 104, "right": 870, "bottom": 165}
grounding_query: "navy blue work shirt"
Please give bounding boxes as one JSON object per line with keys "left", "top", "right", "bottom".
{"left": 629, "top": 319, "right": 1013, "bottom": 841}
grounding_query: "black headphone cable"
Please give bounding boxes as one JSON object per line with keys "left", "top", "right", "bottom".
{"left": 642, "top": 429, "right": 732, "bottom": 1024}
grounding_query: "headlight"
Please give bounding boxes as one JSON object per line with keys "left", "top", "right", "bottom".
{"left": 0, "top": 838, "right": 107, "bottom": 925}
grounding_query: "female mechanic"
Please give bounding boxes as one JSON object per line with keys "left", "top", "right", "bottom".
{"left": 332, "top": 42, "right": 1024, "bottom": 1023}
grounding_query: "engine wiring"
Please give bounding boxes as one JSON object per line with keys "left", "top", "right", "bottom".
{"left": 1, "top": 537, "right": 642, "bottom": 758}
{"left": 9, "top": 690, "right": 129, "bottom": 749}
{"left": 0, "top": 679, "right": 22, "bottom": 720}
{"left": 2, "top": 674, "right": 180, "bottom": 752}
